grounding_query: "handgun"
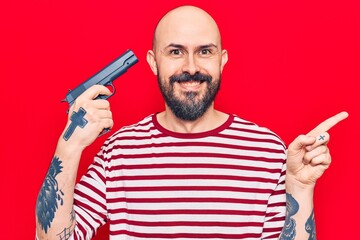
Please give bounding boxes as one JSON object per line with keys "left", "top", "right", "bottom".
{"left": 62, "top": 49, "right": 138, "bottom": 109}
{"left": 61, "top": 49, "right": 138, "bottom": 138}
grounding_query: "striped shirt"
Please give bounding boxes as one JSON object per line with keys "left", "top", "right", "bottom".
{"left": 72, "top": 113, "right": 287, "bottom": 240}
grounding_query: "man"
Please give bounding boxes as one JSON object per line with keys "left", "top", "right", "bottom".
{"left": 36, "top": 5, "right": 348, "bottom": 240}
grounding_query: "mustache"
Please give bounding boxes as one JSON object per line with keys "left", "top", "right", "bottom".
{"left": 169, "top": 72, "right": 212, "bottom": 84}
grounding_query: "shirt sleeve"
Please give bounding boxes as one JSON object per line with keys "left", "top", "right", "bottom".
{"left": 72, "top": 154, "right": 108, "bottom": 240}
{"left": 261, "top": 159, "right": 287, "bottom": 240}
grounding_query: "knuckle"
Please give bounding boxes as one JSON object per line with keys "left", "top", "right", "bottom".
{"left": 298, "top": 134, "right": 307, "bottom": 140}
{"left": 327, "top": 133, "right": 331, "bottom": 142}
{"left": 81, "top": 101, "right": 90, "bottom": 110}
{"left": 108, "top": 119, "right": 114, "bottom": 128}
{"left": 320, "top": 145, "right": 328, "bottom": 153}
{"left": 91, "top": 84, "right": 102, "bottom": 92}
{"left": 72, "top": 99, "right": 81, "bottom": 109}
{"left": 103, "top": 100, "right": 110, "bottom": 108}
{"left": 319, "top": 132, "right": 330, "bottom": 141}
{"left": 95, "top": 99, "right": 110, "bottom": 109}
{"left": 303, "top": 154, "right": 311, "bottom": 163}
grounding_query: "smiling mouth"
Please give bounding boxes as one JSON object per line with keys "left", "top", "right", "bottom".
{"left": 177, "top": 80, "right": 204, "bottom": 90}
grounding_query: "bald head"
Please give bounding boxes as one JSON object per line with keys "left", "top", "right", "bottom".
{"left": 146, "top": 5, "right": 228, "bottom": 121}
{"left": 152, "top": 6, "right": 222, "bottom": 51}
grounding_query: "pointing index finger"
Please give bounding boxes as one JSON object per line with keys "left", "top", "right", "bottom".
{"left": 307, "top": 111, "right": 349, "bottom": 136}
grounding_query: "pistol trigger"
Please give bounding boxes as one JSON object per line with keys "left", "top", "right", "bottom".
{"left": 109, "top": 82, "right": 116, "bottom": 97}
{"left": 104, "top": 82, "right": 115, "bottom": 99}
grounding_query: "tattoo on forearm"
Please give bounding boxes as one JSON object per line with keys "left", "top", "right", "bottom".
{"left": 305, "top": 209, "right": 316, "bottom": 240}
{"left": 36, "top": 156, "right": 64, "bottom": 233}
{"left": 57, "top": 209, "right": 76, "bottom": 240}
{"left": 63, "top": 107, "right": 88, "bottom": 141}
{"left": 279, "top": 193, "right": 299, "bottom": 240}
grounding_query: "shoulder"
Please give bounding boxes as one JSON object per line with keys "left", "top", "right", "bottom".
{"left": 99, "top": 114, "right": 156, "bottom": 150}
{"left": 109, "top": 113, "right": 155, "bottom": 139}
{"left": 228, "top": 114, "right": 287, "bottom": 151}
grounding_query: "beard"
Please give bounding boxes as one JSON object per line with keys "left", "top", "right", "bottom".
{"left": 158, "top": 71, "right": 221, "bottom": 121}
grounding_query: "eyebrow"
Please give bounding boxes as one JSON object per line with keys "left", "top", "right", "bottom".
{"left": 165, "top": 43, "right": 219, "bottom": 50}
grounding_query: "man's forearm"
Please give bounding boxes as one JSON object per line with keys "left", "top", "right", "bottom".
{"left": 279, "top": 180, "right": 316, "bottom": 240}
{"left": 36, "top": 141, "right": 83, "bottom": 240}
{"left": 36, "top": 84, "right": 113, "bottom": 239}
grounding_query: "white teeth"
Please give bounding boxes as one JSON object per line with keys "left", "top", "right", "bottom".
{"left": 182, "top": 81, "right": 200, "bottom": 87}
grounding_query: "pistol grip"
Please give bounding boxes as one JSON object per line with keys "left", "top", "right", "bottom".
{"left": 97, "top": 82, "right": 115, "bottom": 137}
{"left": 99, "top": 127, "right": 111, "bottom": 137}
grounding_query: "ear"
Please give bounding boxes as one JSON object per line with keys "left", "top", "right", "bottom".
{"left": 220, "top": 49, "right": 228, "bottom": 72}
{"left": 146, "top": 50, "right": 158, "bottom": 75}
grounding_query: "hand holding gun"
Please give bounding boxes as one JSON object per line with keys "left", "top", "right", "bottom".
{"left": 61, "top": 49, "right": 138, "bottom": 140}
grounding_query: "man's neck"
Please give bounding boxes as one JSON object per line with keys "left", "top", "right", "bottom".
{"left": 156, "top": 106, "right": 229, "bottom": 134}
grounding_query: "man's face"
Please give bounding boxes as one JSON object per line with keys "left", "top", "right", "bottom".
{"left": 157, "top": 67, "right": 221, "bottom": 121}
{"left": 148, "top": 7, "right": 228, "bottom": 121}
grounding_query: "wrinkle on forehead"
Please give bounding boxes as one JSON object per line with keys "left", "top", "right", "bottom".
{"left": 152, "top": 5, "right": 222, "bottom": 51}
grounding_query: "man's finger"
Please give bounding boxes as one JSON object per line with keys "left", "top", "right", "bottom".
{"left": 307, "top": 111, "right": 348, "bottom": 137}
{"left": 305, "top": 132, "right": 330, "bottom": 151}
{"left": 80, "top": 85, "right": 112, "bottom": 100}
{"left": 288, "top": 135, "right": 316, "bottom": 156}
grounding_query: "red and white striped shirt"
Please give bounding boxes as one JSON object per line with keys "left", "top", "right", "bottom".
{"left": 72, "top": 113, "right": 287, "bottom": 240}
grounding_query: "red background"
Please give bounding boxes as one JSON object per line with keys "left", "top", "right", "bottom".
{"left": 1, "top": 0, "right": 359, "bottom": 239}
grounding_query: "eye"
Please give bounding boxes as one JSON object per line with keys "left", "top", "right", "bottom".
{"left": 170, "top": 49, "right": 182, "bottom": 55}
{"left": 199, "top": 49, "right": 211, "bottom": 55}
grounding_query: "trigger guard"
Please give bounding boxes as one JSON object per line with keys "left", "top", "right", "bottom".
{"left": 107, "top": 82, "right": 116, "bottom": 98}
{"left": 97, "top": 83, "right": 115, "bottom": 100}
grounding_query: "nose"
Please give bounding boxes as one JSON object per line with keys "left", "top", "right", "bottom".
{"left": 181, "top": 53, "right": 200, "bottom": 75}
